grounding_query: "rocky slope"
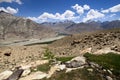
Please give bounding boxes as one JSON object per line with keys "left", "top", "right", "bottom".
{"left": 0, "top": 28, "right": 120, "bottom": 80}
{"left": 0, "top": 53, "right": 120, "bottom": 80}
{"left": 49, "top": 29, "right": 120, "bottom": 56}
{"left": 0, "top": 11, "right": 56, "bottom": 41}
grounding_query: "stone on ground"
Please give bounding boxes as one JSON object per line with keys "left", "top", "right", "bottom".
{"left": 0, "top": 70, "right": 13, "bottom": 80}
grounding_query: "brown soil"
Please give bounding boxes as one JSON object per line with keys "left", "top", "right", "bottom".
{"left": 0, "top": 45, "right": 47, "bottom": 72}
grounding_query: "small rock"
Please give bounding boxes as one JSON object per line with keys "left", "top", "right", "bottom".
{"left": 4, "top": 52, "right": 11, "bottom": 56}
{"left": 87, "top": 68, "right": 93, "bottom": 72}
{"left": 106, "top": 76, "right": 113, "bottom": 80}
{"left": 0, "top": 70, "right": 13, "bottom": 80}
{"left": 9, "top": 65, "right": 13, "bottom": 69}
{"left": 89, "top": 62, "right": 99, "bottom": 68}
{"left": 33, "top": 68, "right": 37, "bottom": 71}
{"left": 107, "top": 70, "right": 112, "bottom": 75}
{"left": 59, "top": 64, "right": 66, "bottom": 70}
{"left": 103, "top": 69, "right": 106, "bottom": 72}
{"left": 21, "top": 69, "right": 31, "bottom": 77}
{"left": 22, "top": 60, "right": 27, "bottom": 63}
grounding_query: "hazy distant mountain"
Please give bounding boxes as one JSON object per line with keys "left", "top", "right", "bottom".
{"left": 102, "top": 20, "right": 120, "bottom": 29}
{"left": 42, "top": 20, "right": 120, "bottom": 34}
{"left": 0, "top": 11, "right": 56, "bottom": 40}
{"left": 41, "top": 20, "right": 75, "bottom": 34}
{"left": 65, "top": 21, "right": 102, "bottom": 34}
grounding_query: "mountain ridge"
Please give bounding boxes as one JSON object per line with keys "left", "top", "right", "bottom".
{"left": 0, "top": 11, "right": 56, "bottom": 41}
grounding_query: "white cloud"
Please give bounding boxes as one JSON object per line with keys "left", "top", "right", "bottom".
{"left": 28, "top": 10, "right": 79, "bottom": 23}
{"left": 72, "top": 4, "right": 90, "bottom": 15}
{"left": 109, "top": 14, "right": 116, "bottom": 17}
{"left": 83, "top": 4, "right": 90, "bottom": 10}
{"left": 0, "top": 6, "right": 18, "bottom": 14}
{"left": 72, "top": 4, "right": 84, "bottom": 14}
{"left": 14, "top": 0, "right": 22, "bottom": 4}
{"left": 83, "top": 9, "right": 105, "bottom": 22}
{"left": 102, "top": 4, "right": 120, "bottom": 13}
{"left": 0, "top": 0, "right": 22, "bottom": 4}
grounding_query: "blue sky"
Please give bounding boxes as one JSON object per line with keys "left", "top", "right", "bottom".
{"left": 0, "top": 0, "right": 120, "bottom": 23}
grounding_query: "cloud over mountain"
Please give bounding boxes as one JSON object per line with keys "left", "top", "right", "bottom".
{"left": 27, "top": 4, "right": 120, "bottom": 23}
{"left": 102, "top": 4, "right": 120, "bottom": 13}
{"left": 83, "top": 9, "right": 105, "bottom": 22}
{"left": 0, "top": 6, "right": 18, "bottom": 14}
{"left": 28, "top": 10, "right": 79, "bottom": 23}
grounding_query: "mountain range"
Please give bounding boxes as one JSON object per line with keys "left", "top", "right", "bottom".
{"left": 0, "top": 10, "right": 120, "bottom": 40}
{"left": 41, "top": 20, "right": 120, "bottom": 34}
{"left": 0, "top": 11, "right": 56, "bottom": 41}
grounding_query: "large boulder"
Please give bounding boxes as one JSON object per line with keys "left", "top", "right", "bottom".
{"left": 0, "top": 70, "right": 13, "bottom": 80}
{"left": 65, "top": 56, "right": 86, "bottom": 68}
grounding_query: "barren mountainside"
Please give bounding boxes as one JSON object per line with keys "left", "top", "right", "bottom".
{"left": 0, "top": 11, "right": 56, "bottom": 40}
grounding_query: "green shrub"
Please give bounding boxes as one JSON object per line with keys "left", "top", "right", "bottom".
{"left": 42, "top": 68, "right": 105, "bottom": 80}
{"left": 84, "top": 52, "right": 120, "bottom": 76}
{"left": 43, "top": 48, "right": 54, "bottom": 60}
{"left": 56, "top": 56, "right": 74, "bottom": 63}
{"left": 36, "top": 63, "right": 50, "bottom": 72}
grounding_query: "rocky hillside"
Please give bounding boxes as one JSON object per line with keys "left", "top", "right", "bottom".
{"left": 0, "top": 11, "right": 56, "bottom": 41}
{"left": 0, "top": 28, "right": 120, "bottom": 80}
{"left": 49, "top": 29, "right": 120, "bottom": 56}
{"left": 0, "top": 52, "right": 120, "bottom": 80}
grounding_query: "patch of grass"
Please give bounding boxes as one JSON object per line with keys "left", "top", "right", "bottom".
{"left": 43, "top": 48, "right": 54, "bottom": 60}
{"left": 84, "top": 52, "right": 120, "bottom": 76}
{"left": 42, "top": 68, "right": 105, "bottom": 80}
{"left": 56, "top": 56, "right": 74, "bottom": 63}
{"left": 36, "top": 63, "right": 50, "bottom": 72}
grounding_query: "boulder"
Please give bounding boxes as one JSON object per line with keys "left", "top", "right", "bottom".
{"left": 21, "top": 69, "right": 31, "bottom": 77}
{"left": 65, "top": 56, "right": 86, "bottom": 68}
{"left": 0, "top": 70, "right": 13, "bottom": 80}
{"left": 6, "top": 69, "right": 24, "bottom": 80}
